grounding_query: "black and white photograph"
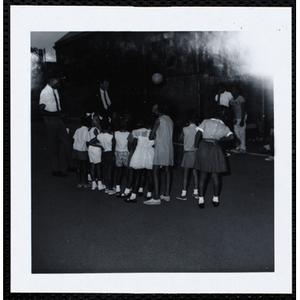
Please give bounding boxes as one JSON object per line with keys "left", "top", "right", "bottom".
{"left": 9, "top": 5, "right": 293, "bottom": 295}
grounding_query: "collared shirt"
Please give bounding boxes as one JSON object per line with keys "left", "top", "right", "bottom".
{"left": 215, "top": 91, "right": 233, "bottom": 107}
{"left": 39, "top": 84, "right": 61, "bottom": 112}
{"left": 73, "top": 126, "right": 89, "bottom": 151}
{"left": 183, "top": 123, "right": 197, "bottom": 151}
{"left": 230, "top": 95, "right": 246, "bottom": 119}
{"left": 196, "top": 118, "right": 233, "bottom": 139}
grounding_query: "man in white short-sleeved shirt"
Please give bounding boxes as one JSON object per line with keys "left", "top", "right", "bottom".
{"left": 39, "top": 77, "right": 75, "bottom": 177}
{"left": 215, "top": 83, "right": 233, "bottom": 107}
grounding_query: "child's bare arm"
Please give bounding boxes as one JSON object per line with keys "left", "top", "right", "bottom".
{"left": 194, "top": 131, "right": 202, "bottom": 148}
{"left": 178, "top": 130, "right": 184, "bottom": 143}
{"left": 149, "top": 118, "right": 160, "bottom": 140}
{"left": 214, "top": 133, "right": 234, "bottom": 145}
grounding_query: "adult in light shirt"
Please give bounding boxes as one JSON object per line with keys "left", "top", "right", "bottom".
{"left": 215, "top": 83, "right": 233, "bottom": 107}
{"left": 39, "top": 77, "right": 75, "bottom": 177}
{"left": 230, "top": 86, "right": 247, "bottom": 153}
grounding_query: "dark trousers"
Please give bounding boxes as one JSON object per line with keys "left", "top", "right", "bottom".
{"left": 43, "top": 116, "right": 73, "bottom": 173}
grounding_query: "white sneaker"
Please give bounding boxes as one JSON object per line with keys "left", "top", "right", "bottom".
{"left": 265, "top": 156, "right": 274, "bottom": 161}
{"left": 91, "top": 181, "right": 97, "bottom": 190}
{"left": 176, "top": 194, "right": 187, "bottom": 201}
{"left": 192, "top": 193, "right": 199, "bottom": 199}
{"left": 88, "top": 174, "right": 92, "bottom": 181}
{"left": 143, "top": 198, "right": 161, "bottom": 205}
{"left": 160, "top": 195, "right": 170, "bottom": 201}
{"left": 98, "top": 182, "right": 106, "bottom": 190}
{"left": 108, "top": 189, "right": 116, "bottom": 195}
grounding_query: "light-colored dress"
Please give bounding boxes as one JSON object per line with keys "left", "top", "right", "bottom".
{"left": 130, "top": 128, "right": 154, "bottom": 170}
{"left": 153, "top": 115, "right": 174, "bottom": 166}
{"left": 181, "top": 124, "right": 197, "bottom": 168}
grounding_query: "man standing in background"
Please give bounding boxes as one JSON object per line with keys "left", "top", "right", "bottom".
{"left": 39, "top": 76, "right": 75, "bottom": 176}
{"left": 230, "top": 86, "right": 247, "bottom": 153}
{"left": 215, "top": 83, "right": 233, "bottom": 107}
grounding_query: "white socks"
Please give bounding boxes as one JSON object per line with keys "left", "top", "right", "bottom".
{"left": 213, "top": 196, "right": 219, "bottom": 203}
{"left": 181, "top": 190, "right": 187, "bottom": 196}
{"left": 198, "top": 197, "right": 204, "bottom": 204}
{"left": 124, "top": 188, "right": 131, "bottom": 195}
{"left": 146, "top": 191, "right": 152, "bottom": 197}
{"left": 194, "top": 189, "right": 199, "bottom": 195}
{"left": 130, "top": 193, "right": 137, "bottom": 200}
{"left": 138, "top": 187, "right": 143, "bottom": 193}
{"left": 116, "top": 185, "right": 121, "bottom": 192}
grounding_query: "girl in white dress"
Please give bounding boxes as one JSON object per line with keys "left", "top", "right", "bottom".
{"left": 125, "top": 120, "right": 155, "bottom": 202}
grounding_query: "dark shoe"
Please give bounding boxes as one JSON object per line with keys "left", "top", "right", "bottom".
{"left": 67, "top": 166, "right": 77, "bottom": 172}
{"left": 124, "top": 197, "right": 137, "bottom": 203}
{"left": 138, "top": 192, "right": 144, "bottom": 196}
{"left": 117, "top": 192, "right": 131, "bottom": 198}
{"left": 198, "top": 203, "right": 205, "bottom": 209}
{"left": 213, "top": 201, "right": 219, "bottom": 207}
{"left": 145, "top": 195, "right": 152, "bottom": 200}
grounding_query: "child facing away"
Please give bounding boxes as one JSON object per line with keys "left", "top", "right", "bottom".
{"left": 176, "top": 109, "right": 199, "bottom": 201}
{"left": 143, "top": 101, "right": 174, "bottom": 206}
{"left": 194, "top": 105, "right": 234, "bottom": 208}
{"left": 87, "top": 113, "right": 106, "bottom": 191}
{"left": 98, "top": 119, "right": 116, "bottom": 195}
{"left": 73, "top": 115, "right": 91, "bottom": 188}
{"left": 124, "top": 118, "right": 155, "bottom": 203}
{"left": 113, "top": 115, "right": 132, "bottom": 196}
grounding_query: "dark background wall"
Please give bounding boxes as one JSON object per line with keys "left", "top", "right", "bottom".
{"left": 31, "top": 32, "right": 274, "bottom": 139}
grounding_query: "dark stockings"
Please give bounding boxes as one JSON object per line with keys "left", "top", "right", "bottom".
{"left": 153, "top": 165, "right": 172, "bottom": 199}
{"left": 199, "top": 171, "right": 221, "bottom": 198}
{"left": 182, "top": 168, "right": 199, "bottom": 191}
{"left": 74, "top": 159, "right": 88, "bottom": 184}
{"left": 90, "top": 163, "right": 102, "bottom": 182}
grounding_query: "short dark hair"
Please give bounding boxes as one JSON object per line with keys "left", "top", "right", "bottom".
{"left": 99, "top": 77, "right": 110, "bottom": 84}
{"left": 186, "top": 109, "right": 199, "bottom": 124}
{"left": 156, "top": 99, "right": 171, "bottom": 115}
{"left": 215, "top": 105, "right": 231, "bottom": 122}
{"left": 232, "top": 85, "right": 241, "bottom": 93}
{"left": 81, "top": 115, "right": 91, "bottom": 127}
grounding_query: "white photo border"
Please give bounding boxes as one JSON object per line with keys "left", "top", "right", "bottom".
{"left": 10, "top": 5, "right": 292, "bottom": 294}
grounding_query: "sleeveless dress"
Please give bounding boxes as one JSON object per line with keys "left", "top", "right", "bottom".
{"left": 129, "top": 128, "right": 155, "bottom": 170}
{"left": 153, "top": 115, "right": 174, "bottom": 166}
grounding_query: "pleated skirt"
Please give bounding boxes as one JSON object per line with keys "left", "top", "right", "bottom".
{"left": 194, "top": 140, "right": 227, "bottom": 173}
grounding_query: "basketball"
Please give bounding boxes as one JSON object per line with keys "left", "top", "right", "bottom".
{"left": 152, "top": 73, "right": 163, "bottom": 84}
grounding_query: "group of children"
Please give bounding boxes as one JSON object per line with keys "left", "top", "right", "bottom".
{"left": 72, "top": 110, "right": 157, "bottom": 203}
{"left": 72, "top": 103, "right": 234, "bottom": 208}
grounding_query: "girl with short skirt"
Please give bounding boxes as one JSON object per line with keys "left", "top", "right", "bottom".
{"left": 194, "top": 105, "right": 234, "bottom": 208}
{"left": 176, "top": 109, "right": 199, "bottom": 201}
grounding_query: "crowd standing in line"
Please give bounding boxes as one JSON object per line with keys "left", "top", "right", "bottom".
{"left": 40, "top": 77, "right": 258, "bottom": 208}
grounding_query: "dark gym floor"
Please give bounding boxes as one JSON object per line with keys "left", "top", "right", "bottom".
{"left": 31, "top": 119, "right": 274, "bottom": 273}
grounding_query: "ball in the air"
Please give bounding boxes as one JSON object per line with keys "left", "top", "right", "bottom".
{"left": 152, "top": 73, "right": 163, "bottom": 84}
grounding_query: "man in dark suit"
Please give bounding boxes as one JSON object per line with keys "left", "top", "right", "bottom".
{"left": 93, "top": 78, "right": 113, "bottom": 117}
